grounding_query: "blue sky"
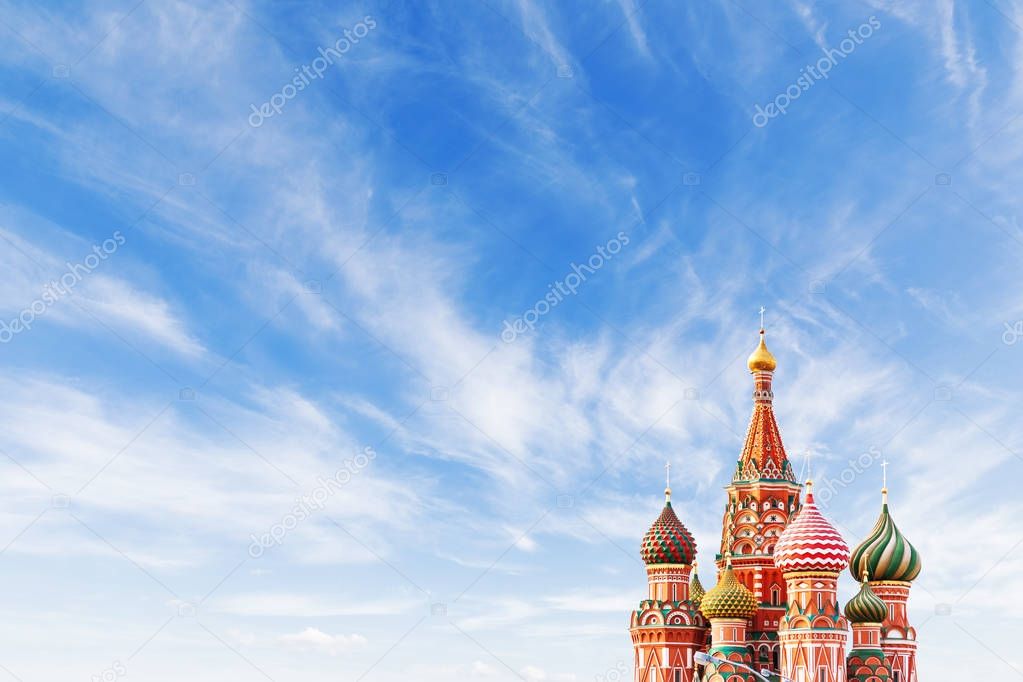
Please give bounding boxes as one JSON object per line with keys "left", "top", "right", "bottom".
{"left": 0, "top": 1, "right": 1021, "bottom": 680}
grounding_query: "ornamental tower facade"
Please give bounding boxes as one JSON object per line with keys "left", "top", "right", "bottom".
{"left": 844, "top": 572, "right": 895, "bottom": 682}
{"left": 774, "top": 480, "right": 851, "bottom": 682}
{"left": 718, "top": 327, "right": 802, "bottom": 673}
{"left": 630, "top": 483, "right": 709, "bottom": 682}
{"left": 849, "top": 486, "right": 922, "bottom": 682}
{"left": 698, "top": 556, "right": 759, "bottom": 682}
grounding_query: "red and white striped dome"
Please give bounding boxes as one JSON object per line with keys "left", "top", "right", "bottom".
{"left": 774, "top": 481, "right": 850, "bottom": 574}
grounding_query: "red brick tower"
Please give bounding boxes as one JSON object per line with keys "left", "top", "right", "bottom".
{"left": 631, "top": 480, "right": 709, "bottom": 682}
{"left": 849, "top": 482, "right": 922, "bottom": 682}
{"left": 774, "top": 480, "right": 852, "bottom": 682}
{"left": 698, "top": 554, "right": 760, "bottom": 682}
{"left": 718, "top": 326, "right": 802, "bottom": 673}
{"left": 844, "top": 570, "right": 895, "bottom": 682}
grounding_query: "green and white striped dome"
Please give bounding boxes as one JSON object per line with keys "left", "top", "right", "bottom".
{"left": 844, "top": 576, "right": 888, "bottom": 624}
{"left": 849, "top": 491, "right": 921, "bottom": 583}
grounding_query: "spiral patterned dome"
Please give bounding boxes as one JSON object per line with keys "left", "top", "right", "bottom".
{"left": 690, "top": 564, "right": 706, "bottom": 607}
{"left": 845, "top": 576, "right": 889, "bottom": 624}
{"left": 774, "top": 481, "right": 850, "bottom": 574}
{"left": 641, "top": 497, "right": 697, "bottom": 565}
{"left": 700, "top": 562, "right": 757, "bottom": 620}
{"left": 849, "top": 492, "right": 921, "bottom": 583}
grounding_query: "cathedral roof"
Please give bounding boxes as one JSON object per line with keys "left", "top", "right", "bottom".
{"left": 690, "top": 563, "right": 706, "bottom": 608}
{"left": 849, "top": 489, "right": 922, "bottom": 583}
{"left": 774, "top": 481, "right": 850, "bottom": 574}
{"left": 845, "top": 573, "right": 889, "bottom": 623}
{"left": 699, "top": 558, "right": 757, "bottom": 620}
{"left": 747, "top": 329, "right": 777, "bottom": 372}
{"left": 735, "top": 328, "right": 796, "bottom": 483}
{"left": 640, "top": 490, "right": 697, "bottom": 565}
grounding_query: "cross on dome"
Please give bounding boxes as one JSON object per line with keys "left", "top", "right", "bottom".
{"left": 747, "top": 315, "right": 777, "bottom": 372}
{"left": 800, "top": 449, "right": 816, "bottom": 484}
{"left": 664, "top": 460, "right": 672, "bottom": 501}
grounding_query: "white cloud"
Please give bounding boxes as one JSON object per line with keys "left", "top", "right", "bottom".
{"left": 278, "top": 627, "right": 367, "bottom": 655}
{"left": 0, "top": 1, "right": 1019, "bottom": 680}
{"left": 0, "top": 211, "right": 203, "bottom": 358}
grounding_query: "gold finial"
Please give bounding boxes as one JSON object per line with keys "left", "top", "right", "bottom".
{"left": 861, "top": 567, "right": 870, "bottom": 583}
{"left": 747, "top": 310, "right": 777, "bottom": 372}
{"left": 724, "top": 551, "right": 733, "bottom": 568}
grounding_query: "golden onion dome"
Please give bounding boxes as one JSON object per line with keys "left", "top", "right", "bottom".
{"left": 747, "top": 330, "right": 777, "bottom": 372}
{"left": 690, "top": 562, "right": 706, "bottom": 607}
{"left": 700, "top": 558, "right": 757, "bottom": 620}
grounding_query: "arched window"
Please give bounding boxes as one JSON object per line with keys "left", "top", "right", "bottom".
{"left": 771, "top": 586, "right": 781, "bottom": 605}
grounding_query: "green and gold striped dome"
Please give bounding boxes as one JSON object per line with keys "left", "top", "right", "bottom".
{"left": 849, "top": 491, "right": 922, "bottom": 583}
{"left": 700, "top": 561, "right": 757, "bottom": 620}
{"left": 844, "top": 575, "right": 888, "bottom": 624}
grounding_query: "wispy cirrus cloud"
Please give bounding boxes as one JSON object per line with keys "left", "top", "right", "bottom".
{"left": 0, "top": 1, "right": 1020, "bottom": 680}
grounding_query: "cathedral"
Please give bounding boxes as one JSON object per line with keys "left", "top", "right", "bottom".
{"left": 629, "top": 326, "right": 922, "bottom": 682}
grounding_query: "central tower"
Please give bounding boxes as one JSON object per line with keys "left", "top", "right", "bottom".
{"left": 717, "top": 326, "right": 802, "bottom": 672}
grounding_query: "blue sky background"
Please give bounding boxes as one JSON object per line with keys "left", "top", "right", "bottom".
{"left": 0, "top": 1, "right": 1021, "bottom": 680}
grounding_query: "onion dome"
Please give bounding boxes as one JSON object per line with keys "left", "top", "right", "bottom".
{"left": 845, "top": 571, "right": 889, "bottom": 624}
{"left": 640, "top": 488, "right": 697, "bottom": 565}
{"left": 700, "top": 557, "right": 757, "bottom": 620}
{"left": 747, "top": 329, "right": 777, "bottom": 372}
{"left": 690, "top": 562, "right": 706, "bottom": 607}
{"left": 774, "top": 481, "right": 850, "bottom": 574}
{"left": 849, "top": 489, "right": 922, "bottom": 583}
